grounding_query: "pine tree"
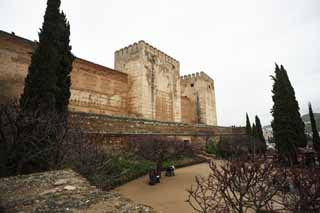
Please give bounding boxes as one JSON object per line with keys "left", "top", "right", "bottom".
{"left": 271, "top": 64, "right": 307, "bottom": 164}
{"left": 246, "top": 113, "right": 252, "bottom": 136}
{"left": 20, "top": 0, "right": 73, "bottom": 114}
{"left": 255, "top": 115, "right": 265, "bottom": 143}
{"left": 309, "top": 103, "right": 320, "bottom": 152}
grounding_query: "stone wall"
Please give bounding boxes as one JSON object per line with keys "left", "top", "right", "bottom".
{"left": 0, "top": 169, "right": 154, "bottom": 212}
{"left": 70, "top": 112, "right": 242, "bottom": 136}
{"left": 115, "top": 41, "right": 181, "bottom": 122}
{"left": 180, "top": 72, "right": 217, "bottom": 125}
{"left": 0, "top": 30, "right": 128, "bottom": 116}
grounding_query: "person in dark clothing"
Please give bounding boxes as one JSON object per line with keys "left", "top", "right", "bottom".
{"left": 149, "top": 169, "right": 157, "bottom": 185}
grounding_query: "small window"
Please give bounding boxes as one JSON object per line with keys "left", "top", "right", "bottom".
{"left": 191, "top": 83, "right": 194, "bottom": 87}
{"left": 208, "top": 85, "right": 211, "bottom": 89}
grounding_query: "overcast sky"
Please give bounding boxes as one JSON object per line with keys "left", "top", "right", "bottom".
{"left": 1, "top": 0, "right": 319, "bottom": 126}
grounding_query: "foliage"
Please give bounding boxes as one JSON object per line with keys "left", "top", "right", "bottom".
{"left": 255, "top": 115, "right": 265, "bottom": 143}
{"left": 216, "top": 135, "right": 265, "bottom": 158}
{"left": 20, "top": 0, "right": 74, "bottom": 114}
{"left": 251, "top": 123, "right": 257, "bottom": 138}
{"left": 271, "top": 64, "right": 307, "bottom": 164}
{"left": 309, "top": 102, "right": 320, "bottom": 152}
{"left": 245, "top": 113, "right": 251, "bottom": 136}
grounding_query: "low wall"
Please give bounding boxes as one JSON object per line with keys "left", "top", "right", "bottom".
{"left": 70, "top": 112, "right": 245, "bottom": 151}
{"left": 70, "top": 112, "right": 245, "bottom": 136}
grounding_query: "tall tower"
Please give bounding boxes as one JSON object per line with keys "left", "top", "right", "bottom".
{"left": 180, "top": 72, "right": 217, "bottom": 125}
{"left": 115, "top": 41, "right": 181, "bottom": 122}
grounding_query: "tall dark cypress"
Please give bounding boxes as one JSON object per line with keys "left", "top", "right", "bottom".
{"left": 255, "top": 115, "right": 265, "bottom": 143}
{"left": 271, "top": 64, "right": 306, "bottom": 164}
{"left": 309, "top": 103, "right": 320, "bottom": 152}
{"left": 280, "top": 65, "right": 307, "bottom": 148}
{"left": 20, "top": 0, "right": 61, "bottom": 113}
{"left": 246, "top": 113, "right": 252, "bottom": 136}
{"left": 251, "top": 123, "right": 257, "bottom": 138}
{"left": 55, "top": 11, "right": 74, "bottom": 114}
{"left": 20, "top": 0, "right": 73, "bottom": 114}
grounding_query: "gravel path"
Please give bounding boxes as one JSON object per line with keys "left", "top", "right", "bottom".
{"left": 114, "top": 162, "right": 212, "bottom": 213}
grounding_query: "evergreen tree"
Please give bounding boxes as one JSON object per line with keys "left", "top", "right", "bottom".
{"left": 55, "top": 11, "right": 74, "bottom": 114}
{"left": 309, "top": 103, "right": 320, "bottom": 152}
{"left": 246, "top": 113, "right": 252, "bottom": 136}
{"left": 251, "top": 123, "right": 258, "bottom": 138}
{"left": 20, "top": 0, "right": 73, "bottom": 114}
{"left": 271, "top": 64, "right": 307, "bottom": 164}
{"left": 255, "top": 115, "right": 265, "bottom": 143}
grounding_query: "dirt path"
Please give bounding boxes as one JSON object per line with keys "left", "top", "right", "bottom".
{"left": 114, "top": 163, "right": 212, "bottom": 213}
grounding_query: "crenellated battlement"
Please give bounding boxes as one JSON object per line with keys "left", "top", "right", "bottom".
{"left": 180, "top": 71, "right": 213, "bottom": 82}
{"left": 115, "top": 40, "right": 179, "bottom": 66}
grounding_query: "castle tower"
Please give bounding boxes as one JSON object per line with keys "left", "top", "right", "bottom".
{"left": 180, "top": 72, "right": 217, "bottom": 125}
{"left": 115, "top": 41, "right": 181, "bottom": 122}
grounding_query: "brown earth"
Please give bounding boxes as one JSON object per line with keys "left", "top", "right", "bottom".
{"left": 114, "top": 162, "right": 213, "bottom": 213}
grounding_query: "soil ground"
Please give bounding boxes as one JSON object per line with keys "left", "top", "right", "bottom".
{"left": 114, "top": 162, "right": 212, "bottom": 213}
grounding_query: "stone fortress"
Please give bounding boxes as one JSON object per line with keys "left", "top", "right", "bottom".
{"left": 0, "top": 30, "right": 217, "bottom": 126}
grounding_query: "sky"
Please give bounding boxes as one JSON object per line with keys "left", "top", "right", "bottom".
{"left": 1, "top": 0, "right": 319, "bottom": 126}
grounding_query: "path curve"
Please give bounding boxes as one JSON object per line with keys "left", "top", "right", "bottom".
{"left": 114, "top": 163, "right": 212, "bottom": 213}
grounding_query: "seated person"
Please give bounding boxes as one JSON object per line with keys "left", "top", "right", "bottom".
{"left": 165, "top": 165, "right": 175, "bottom": 176}
{"left": 149, "top": 170, "right": 157, "bottom": 185}
{"left": 155, "top": 170, "right": 161, "bottom": 183}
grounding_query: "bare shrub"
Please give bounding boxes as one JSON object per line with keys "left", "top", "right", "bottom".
{"left": 276, "top": 166, "right": 320, "bottom": 212}
{"left": 128, "top": 135, "right": 193, "bottom": 171}
{"left": 217, "top": 135, "right": 266, "bottom": 158}
{"left": 0, "top": 101, "right": 69, "bottom": 176}
{"left": 0, "top": 101, "right": 113, "bottom": 183}
{"left": 187, "top": 156, "right": 286, "bottom": 213}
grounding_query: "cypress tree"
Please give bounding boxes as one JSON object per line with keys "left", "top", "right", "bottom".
{"left": 271, "top": 64, "right": 306, "bottom": 164}
{"left": 20, "top": 0, "right": 73, "bottom": 114}
{"left": 251, "top": 123, "right": 258, "bottom": 138}
{"left": 255, "top": 115, "right": 265, "bottom": 143}
{"left": 55, "top": 11, "right": 74, "bottom": 114}
{"left": 246, "top": 113, "right": 252, "bottom": 136}
{"left": 309, "top": 103, "right": 320, "bottom": 152}
{"left": 280, "top": 65, "right": 307, "bottom": 148}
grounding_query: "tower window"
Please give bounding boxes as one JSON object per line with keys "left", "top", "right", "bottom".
{"left": 208, "top": 85, "right": 211, "bottom": 89}
{"left": 191, "top": 83, "right": 194, "bottom": 87}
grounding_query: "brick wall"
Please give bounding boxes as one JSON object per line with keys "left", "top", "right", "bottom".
{"left": 0, "top": 30, "right": 128, "bottom": 116}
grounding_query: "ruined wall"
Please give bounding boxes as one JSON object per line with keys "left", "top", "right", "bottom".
{"left": 180, "top": 72, "right": 217, "bottom": 125}
{"left": 115, "top": 41, "right": 181, "bottom": 122}
{"left": 0, "top": 31, "right": 128, "bottom": 116}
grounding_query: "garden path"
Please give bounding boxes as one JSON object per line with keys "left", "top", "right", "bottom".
{"left": 114, "top": 162, "right": 212, "bottom": 213}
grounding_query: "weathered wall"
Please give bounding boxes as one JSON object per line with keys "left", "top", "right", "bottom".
{"left": 71, "top": 112, "right": 242, "bottom": 136}
{"left": 0, "top": 31, "right": 128, "bottom": 116}
{"left": 181, "top": 96, "right": 197, "bottom": 124}
{"left": 180, "top": 72, "right": 217, "bottom": 125}
{"left": 115, "top": 41, "right": 181, "bottom": 122}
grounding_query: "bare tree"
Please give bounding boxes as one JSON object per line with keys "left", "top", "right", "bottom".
{"left": 276, "top": 166, "right": 320, "bottom": 212}
{"left": 128, "top": 135, "right": 192, "bottom": 172}
{"left": 187, "top": 156, "right": 286, "bottom": 213}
